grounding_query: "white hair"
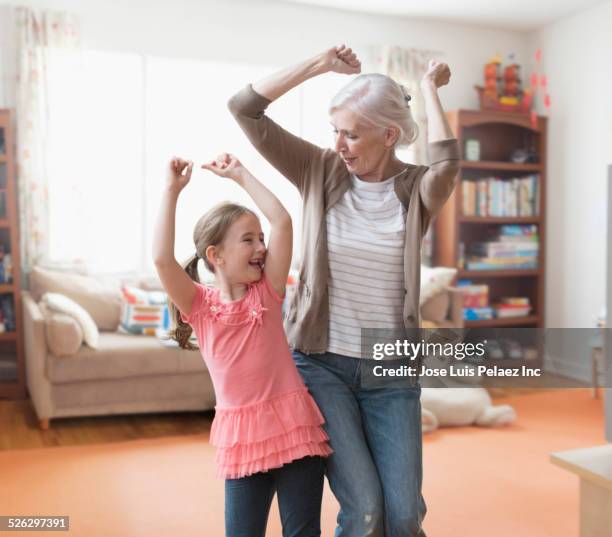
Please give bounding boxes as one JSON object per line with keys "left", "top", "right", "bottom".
{"left": 329, "top": 73, "right": 419, "bottom": 148}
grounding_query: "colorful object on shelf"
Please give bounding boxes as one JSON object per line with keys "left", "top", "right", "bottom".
{"left": 475, "top": 53, "right": 531, "bottom": 113}
{"left": 457, "top": 281, "right": 489, "bottom": 308}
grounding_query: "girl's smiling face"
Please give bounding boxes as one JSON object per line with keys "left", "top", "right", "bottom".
{"left": 211, "top": 213, "right": 266, "bottom": 284}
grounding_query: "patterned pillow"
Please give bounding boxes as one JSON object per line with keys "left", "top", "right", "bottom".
{"left": 121, "top": 287, "right": 170, "bottom": 335}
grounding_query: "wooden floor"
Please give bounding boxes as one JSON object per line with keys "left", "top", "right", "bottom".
{"left": 0, "top": 388, "right": 558, "bottom": 451}
{"left": 0, "top": 398, "right": 214, "bottom": 451}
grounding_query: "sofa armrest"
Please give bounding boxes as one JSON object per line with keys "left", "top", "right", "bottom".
{"left": 22, "top": 291, "right": 53, "bottom": 420}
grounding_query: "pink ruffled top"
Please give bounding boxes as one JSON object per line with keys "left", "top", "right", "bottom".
{"left": 181, "top": 274, "right": 332, "bottom": 479}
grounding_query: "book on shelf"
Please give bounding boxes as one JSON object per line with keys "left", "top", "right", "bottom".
{"left": 462, "top": 175, "right": 539, "bottom": 218}
{"left": 466, "top": 224, "right": 539, "bottom": 270}
{"left": 463, "top": 307, "right": 494, "bottom": 321}
{"left": 492, "top": 296, "right": 532, "bottom": 318}
{"left": 456, "top": 281, "right": 489, "bottom": 308}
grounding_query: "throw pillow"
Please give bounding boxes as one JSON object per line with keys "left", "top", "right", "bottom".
{"left": 40, "top": 304, "right": 84, "bottom": 357}
{"left": 42, "top": 292, "right": 99, "bottom": 348}
{"left": 121, "top": 287, "right": 170, "bottom": 335}
{"left": 420, "top": 265, "right": 457, "bottom": 306}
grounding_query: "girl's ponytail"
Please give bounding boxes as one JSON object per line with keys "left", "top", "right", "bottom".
{"left": 168, "top": 254, "right": 200, "bottom": 350}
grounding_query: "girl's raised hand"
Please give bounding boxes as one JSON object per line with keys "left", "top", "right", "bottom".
{"left": 323, "top": 44, "right": 361, "bottom": 75}
{"left": 166, "top": 157, "right": 193, "bottom": 192}
{"left": 201, "top": 153, "right": 247, "bottom": 182}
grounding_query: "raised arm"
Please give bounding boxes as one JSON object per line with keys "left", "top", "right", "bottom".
{"left": 202, "top": 154, "right": 292, "bottom": 297}
{"left": 418, "top": 61, "right": 460, "bottom": 217}
{"left": 152, "top": 158, "right": 198, "bottom": 316}
{"left": 228, "top": 46, "right": 361, "bottom": 192}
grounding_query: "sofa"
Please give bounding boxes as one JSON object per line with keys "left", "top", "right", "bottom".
{"left": 23, "top": 266, "right": 463, "bottom": 430}
{"left": 23, "top": 267, "right": 216, "bottom": 430}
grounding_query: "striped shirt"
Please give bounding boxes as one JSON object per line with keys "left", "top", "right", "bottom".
{"left": 326, "top": 172, "right": 406, "bottom": 358}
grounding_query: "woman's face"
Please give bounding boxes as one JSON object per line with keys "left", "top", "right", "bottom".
{"left": 331, "top": 108, "right": 396, "bottom": 180}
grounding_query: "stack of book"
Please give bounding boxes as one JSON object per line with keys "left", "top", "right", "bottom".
{"left": 457, "top": 280, "right": 494, "bottom": 320}
{"left": 493, "top": 297, "right": 532, "bottom": 318}
{"left": 466, "top": 224, "right": 539, "bottom": 271}
{"left": 462, "top": 175, "right": 539, "bottom": 217}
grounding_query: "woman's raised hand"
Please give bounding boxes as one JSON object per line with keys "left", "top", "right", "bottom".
{"left": 201, "top": 153, "right": 247, "bottom": 182}
{"left": 421, "top": 60, "right": 451, "bottom": 90}
{"left": 323, "top": 45, "right": 361, "bottom": 75}
{"left": 166, "top": 157, "right": 193, "bottom": 192}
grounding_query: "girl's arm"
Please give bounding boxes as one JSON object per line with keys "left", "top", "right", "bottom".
{"left": 152, "top": 158, "right": 198, "bottom": 315}
{"left": 202, "top": 154, "right": 292, "bottom": 297}
{"left": 418, "top": 61, "right": 460, "bottom": 217}
{"left": 227, "top": 45, "right": 360, "bottom": 192}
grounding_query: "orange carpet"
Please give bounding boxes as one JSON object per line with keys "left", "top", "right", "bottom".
{"left": 0, "top": 389, "right": 605, "bottom": 537}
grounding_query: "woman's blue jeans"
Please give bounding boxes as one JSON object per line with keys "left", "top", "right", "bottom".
{"left": 292, "top": 350, "right": 427, "bottom": 537}
{"left": 225, "top": 455, "right": 325, "bottom": 537}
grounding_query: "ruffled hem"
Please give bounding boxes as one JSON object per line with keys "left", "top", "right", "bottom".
{"left": 217, "top": 441, "right": 333, "bottom": 479}
{"left": 211, "top": 388, "right": 326, "bottom": 447}
{"left": 215, "top": 425, "right": 330, "bottom": 465}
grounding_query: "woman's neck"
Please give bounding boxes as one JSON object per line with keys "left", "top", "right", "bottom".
{"left": 359, "top": 155, "right": 406, "bottom": 182}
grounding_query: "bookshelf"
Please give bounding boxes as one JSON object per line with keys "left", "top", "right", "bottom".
{"left": 0, "top": 110, "right": 25, "bottom": 399}
{"left": 434, "top": 109, "right": 547, "bottom": 329}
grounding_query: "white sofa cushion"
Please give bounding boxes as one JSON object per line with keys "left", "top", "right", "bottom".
{"left": 42, "top": 292, "right": 99, "bottom": 349}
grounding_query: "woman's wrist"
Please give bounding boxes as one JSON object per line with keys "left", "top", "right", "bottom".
{"left": 420, "top": 78, "right": 438, "bottom": 95}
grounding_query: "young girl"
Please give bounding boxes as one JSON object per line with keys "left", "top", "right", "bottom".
{"left": 152, "top": 153, "right": 332, "bottom": 537}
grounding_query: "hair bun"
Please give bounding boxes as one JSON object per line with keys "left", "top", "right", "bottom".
{"left": 400, "top": 85, "right": 412, "bottom": 105}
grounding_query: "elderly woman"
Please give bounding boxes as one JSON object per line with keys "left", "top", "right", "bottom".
{"left": 228, "top": 45, "right": 459, "bottom": 537}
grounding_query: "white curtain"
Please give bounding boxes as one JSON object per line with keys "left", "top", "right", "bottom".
{"left": 372, "top": 46, "right": 439, "bottom": 265}
{"left": 15, "top": 7, "right": 79, "bottom": 271}
{"left": 373, "top": 45, "right": 437, "bottom": 166}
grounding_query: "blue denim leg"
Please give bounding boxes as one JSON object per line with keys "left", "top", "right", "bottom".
{"left": 274, "top": 456, "right": 325, "bottom": 537}
{"left": 356, "top": 378, "right": 427, "bottom": 537}
{"left": 225, "top": 472, "right": 275, "bottom": 537}
{"left": 225, "top": 456, "right": 324, "bottom": 537}
{"left": 293, "top": 350, "right": 427, "bottom": 537}
{"left": 292, "top": 350, "right": 384, "bottom": 537}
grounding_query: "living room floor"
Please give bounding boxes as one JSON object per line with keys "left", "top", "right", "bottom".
{"left": 0, "top": 389, "right": 605, "bottom": 536}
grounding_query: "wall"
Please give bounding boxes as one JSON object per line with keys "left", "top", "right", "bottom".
{"left": 528, "top": 0, "right": 612, "bottom": 328}
{"left": 0, "top": 0, "right": 529, "bottom": 111}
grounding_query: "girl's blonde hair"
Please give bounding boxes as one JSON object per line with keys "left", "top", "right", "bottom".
{"left": 329, "top": 73, "right": 419, "bottom": 148}
{"left": 168, "top": 202, "right": 258, "bottom": 349}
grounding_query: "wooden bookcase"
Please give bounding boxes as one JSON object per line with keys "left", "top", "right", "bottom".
{"left": 434, "top": 109, "right": 547, "bottom": 329}
{"left": 0, "top": 110, "right": 26, "bottom": 399}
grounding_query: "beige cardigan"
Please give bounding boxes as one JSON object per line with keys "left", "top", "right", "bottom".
{"left": 229, "top": 85, "right": 460, "bottom": 354}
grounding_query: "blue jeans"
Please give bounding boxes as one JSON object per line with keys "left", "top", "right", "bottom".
{"left": 292, "top": 350, "right": 426, "bottom": 537}
{"left": 225, "top": 455, "right": 325, "bottom": 537}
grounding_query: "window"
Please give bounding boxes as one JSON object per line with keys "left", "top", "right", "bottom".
{"left": 46, "top": 50, "right": 352, "bottom": 275}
